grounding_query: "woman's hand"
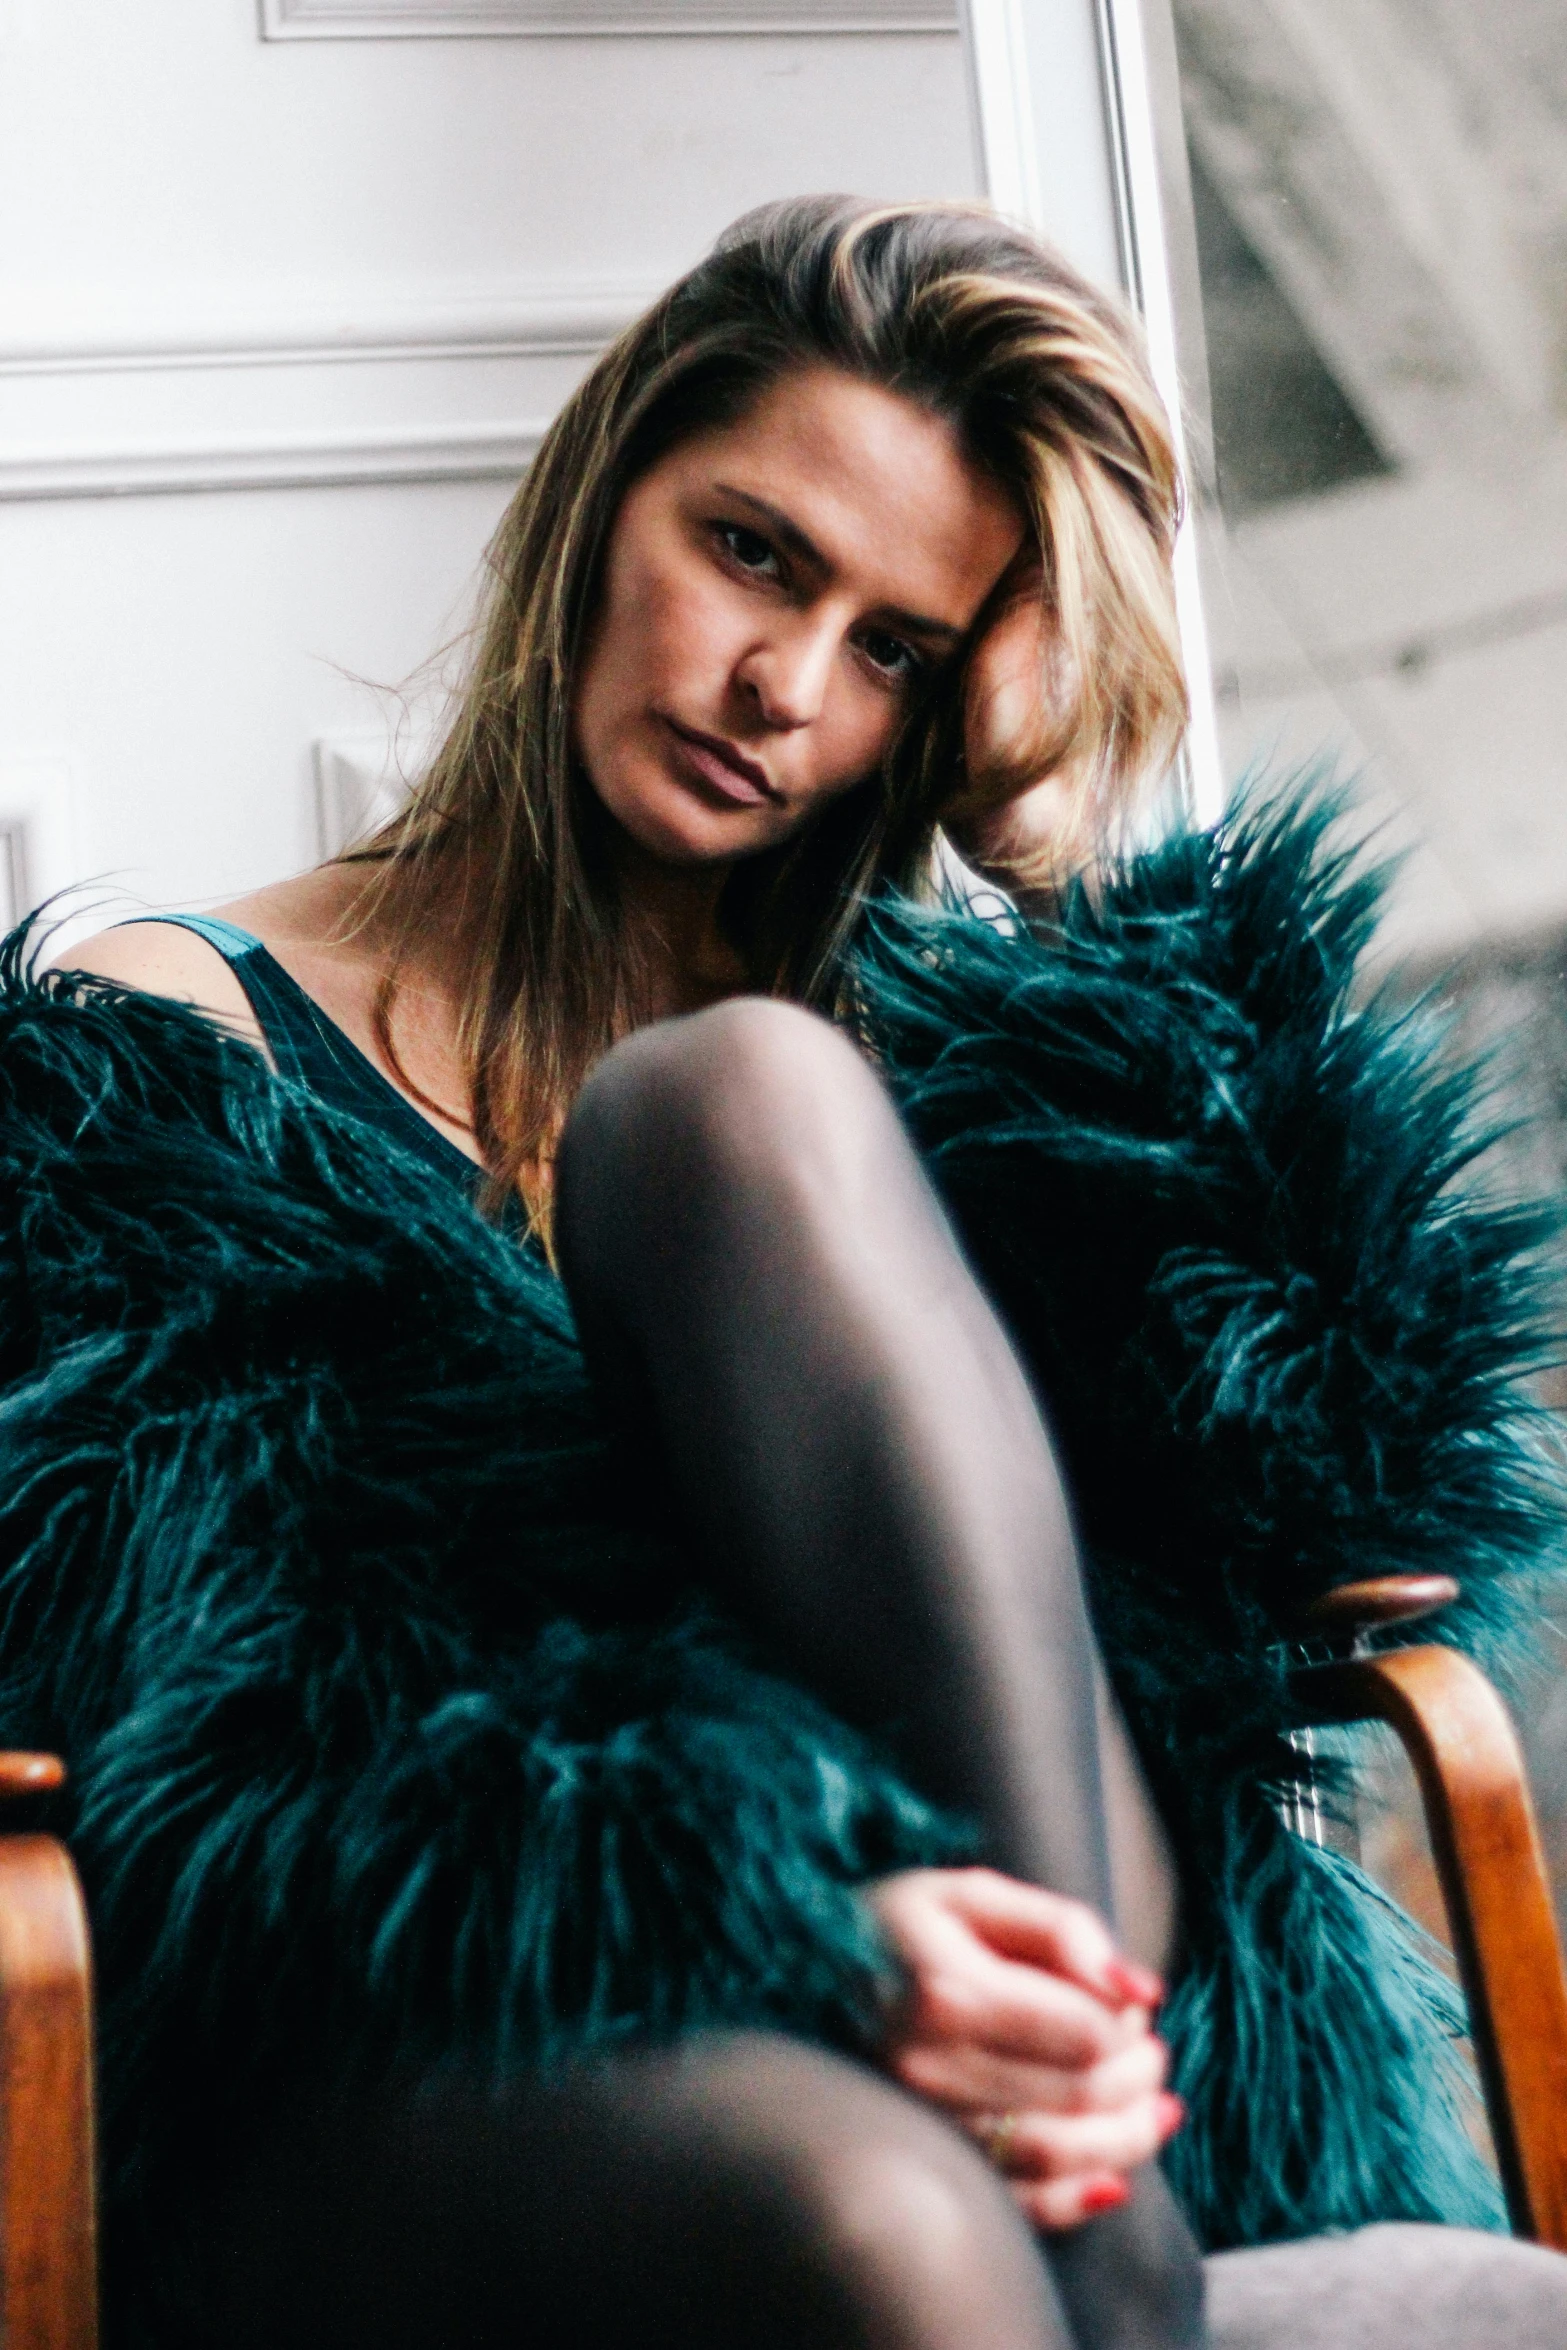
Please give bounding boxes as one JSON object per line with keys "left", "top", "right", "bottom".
{"left": 869, "top": 1867, "right": 1184, "bottom": 2231}
{"left": 942, "top": 581, "right": 1079, "bottom": 890}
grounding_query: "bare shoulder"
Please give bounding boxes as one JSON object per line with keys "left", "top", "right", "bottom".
{"left": 53, "top": 922, "right": 265, "bottom": 1052}
{"left": 56, "top": 869, "right": 370, "bottom": 1058}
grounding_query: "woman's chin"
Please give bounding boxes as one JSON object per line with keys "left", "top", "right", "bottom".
{"left": 603, "top": 780, "right": 779, "bottom": 872}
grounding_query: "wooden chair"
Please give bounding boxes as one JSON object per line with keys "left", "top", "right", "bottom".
{"left": 2, "top": 1578, "right": 1565, "bottom": 2349}
{"left": 0, "top": 1754, "right": 96, "bottom": 2350}
{"left": 1295, "top": 1575, "right": 1567, "bottom": 2249}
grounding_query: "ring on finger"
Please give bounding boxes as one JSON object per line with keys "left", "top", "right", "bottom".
{"left": 976, "top": 2110, "right": 1024, "bottom": 2173}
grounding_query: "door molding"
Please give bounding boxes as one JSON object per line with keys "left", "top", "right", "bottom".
{"left": 0, "top": 289, "right": 651, "bottom": 380}
{"left": 260, "top": 0, "right": 956, "bottom": 35}
{"left": 0, "top": 425, "right": 548, "bottom": 504}
{"left": 0, "top": 288, "right": 651, "bottom": 502}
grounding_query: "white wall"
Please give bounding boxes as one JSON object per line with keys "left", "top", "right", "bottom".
{"left": 0, "top": 0, "right": 974, "bottom": 923}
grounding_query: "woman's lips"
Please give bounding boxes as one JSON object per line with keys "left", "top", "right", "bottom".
{"left": 662, "top": 719, "right": 780, "bottom": 809}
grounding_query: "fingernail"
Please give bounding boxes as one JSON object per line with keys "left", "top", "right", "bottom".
{"left": 1105, "top": 1958, "right": 1165, "bottom": 2007}
{"left": 1156, "top": 2092, "right": 1186, "bottom": 2136}
{"left": 1080, "top": 2177, "right": 1131, "bottom": 2216}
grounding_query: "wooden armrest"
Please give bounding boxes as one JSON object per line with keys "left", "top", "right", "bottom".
{"left": 1312, "top": 1649, "right": 1567, "bottom": 2250}
{"left": 0, "top": 1758, "right": 98, "bottom": 2350}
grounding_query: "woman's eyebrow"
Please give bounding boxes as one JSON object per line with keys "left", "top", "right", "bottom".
{"left": 713, "top": 484, "right": 964, "bottom": 648}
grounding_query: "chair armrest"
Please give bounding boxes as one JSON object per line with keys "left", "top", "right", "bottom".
{"left": 1313, "top": 1650, "right": 1567, "bottom": 2250}
{"left": 0, "top": 1756, "right": 98, "bottom": 2350}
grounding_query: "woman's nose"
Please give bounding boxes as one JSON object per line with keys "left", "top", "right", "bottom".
{"left": 735, "top": 617, "right": 837, "bottom": 731}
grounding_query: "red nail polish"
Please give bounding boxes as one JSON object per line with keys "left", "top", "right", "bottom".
{"left": 1105, "top": 1958, "right": 1165, "bottom": 2008}
{"left": 1080, "top": 2178, "right": 1131, "bottom": 2216}
{"left": 1156, "top": 2092, "right": 1186, "bottom": 2135}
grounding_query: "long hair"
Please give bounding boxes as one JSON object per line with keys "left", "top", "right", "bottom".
{"left": 349, "top": 196, "right": 1188, "bottom": 1226}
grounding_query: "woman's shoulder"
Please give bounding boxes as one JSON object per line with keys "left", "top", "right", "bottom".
{"left": 55, "top": 917, "right": 265, "bottom": 1054}
{"left": 52, "top": 870, "right": 358, "bottom": 1058}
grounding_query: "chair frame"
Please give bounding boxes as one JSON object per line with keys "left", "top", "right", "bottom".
{"left": 1, "top": 1582, "right": 1565, "bottom": 2346}
{"left": 1313, "top": 1643, "right": 1567, "bottom": 2245}
{"left": 0, "top": 1758, "right": 96, "bottom": 2350}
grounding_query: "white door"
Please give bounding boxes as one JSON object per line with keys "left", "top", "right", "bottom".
{"left": 4, "top": 0, "right": 1054, "bottom": 932}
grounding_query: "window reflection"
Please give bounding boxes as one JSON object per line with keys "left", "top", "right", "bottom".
{"left": 1188, "top": 149, "right": 1391, "bottom": 520}
{"left": 1171, "top": 0, "right": 1567, "bottom": 1950}
{"left": 1174, "top": 0, "right": 1567, "bottom": 958}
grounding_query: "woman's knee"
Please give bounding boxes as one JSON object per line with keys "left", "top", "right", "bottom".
{"left": 177, "top": 2041, "right": 1050, "bottom": 2350}
{"left": 649, "top": 2034, "right": 1059, "bottom": 2348}
{"left": 802, "top": 2113, "right": 1056, "bottom": 2344}
{"left": 557, "top": 998, "right": 908, "bottom": 1279}
{"left": 564, "top": 999, "right": 886, "bottom": 1195}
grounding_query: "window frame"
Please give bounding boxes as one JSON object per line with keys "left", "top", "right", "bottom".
{"left": 960, "top": 0, "right": 1223, "bottom": 822}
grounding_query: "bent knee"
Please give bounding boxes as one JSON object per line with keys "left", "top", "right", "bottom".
{"left": 676, "top": 2038, "right": 1044, "bottom": 2336}
{"left": 807, "top": 2125, "right": 1041, "bottom": 2331}
{"left": 587, "top": 996, "right": 864, "bottom": 1126}
{"left": 563, "top": 997, "right": 896, "bottom": 1211}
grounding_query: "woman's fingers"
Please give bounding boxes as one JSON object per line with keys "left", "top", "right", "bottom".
{"left": 962, "top": 2090, "right": 1185, "bottom": 2201}
{"left": 1013, "top": 2172, "right": 1136, "bottom": 2232}
{"left": 907, "top": 1944, "right": 1140, "bottom": 2072}
{"left": 934, "top": 1869, "right": 1163, "bottom": 2010}
{"left": 871, "top": 1865, "right": 1183, "bottom": 2238}
{"left": 872, "top": 1867, "right": 1162, "bottom": 2073}
{"left": 961, "top": 582, "right": 1053, "bottom": 791}
{"left": 995, "top": 2091, "right": 1184, "bottom": 2180}
{"left": 891, "top": 2021, "right": 1168, "bottom": 2119}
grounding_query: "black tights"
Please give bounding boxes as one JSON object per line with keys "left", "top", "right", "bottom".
{"left": 559, "top": 998, "right": 1179, "bottom": 1957}
{"left": 177, "top": 1000, "right": 1203, "bottom": 2350}
{"left": 556, "top": 1000, "right": 1203, "bottom": 2350}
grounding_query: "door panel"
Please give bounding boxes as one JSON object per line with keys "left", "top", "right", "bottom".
{"left": 0, "top": 2, "right": 976, "bottom": 919}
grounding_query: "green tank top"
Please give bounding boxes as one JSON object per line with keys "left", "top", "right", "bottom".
{"left": 123, "top": 914, "right": 483, "bottom": 1201}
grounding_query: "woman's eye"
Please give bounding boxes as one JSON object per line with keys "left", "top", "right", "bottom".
{"left": 859, "top": 631, "right": 922, "bottom": 684}
{"left": 717, "top": 524, "right": 779, "bottom": 576}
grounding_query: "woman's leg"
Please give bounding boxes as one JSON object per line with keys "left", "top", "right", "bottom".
{"left": 163, "top": 2036, "right": 1077, "bottom": 2350}
{"left": 555, "top": 999, "right": 1199, "bottom": 2350}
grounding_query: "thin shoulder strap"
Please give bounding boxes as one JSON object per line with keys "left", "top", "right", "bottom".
{"left": 125, "top": 912, "right": 265, "bottom": 957}
{"left": 115, "top": 913, "right": 329, "bottom": 1091}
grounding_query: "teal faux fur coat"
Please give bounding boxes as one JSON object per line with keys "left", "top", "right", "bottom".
{"left": 0, "top": 793, "right": 1558, "bottom": 2331}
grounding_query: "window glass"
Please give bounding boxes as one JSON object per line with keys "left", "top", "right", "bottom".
{"left": 1171, "top": 0, "right": 1567, "bottom": 1934}
{"left": 1176, "top": 0, "right": 1567, "bottom": 960}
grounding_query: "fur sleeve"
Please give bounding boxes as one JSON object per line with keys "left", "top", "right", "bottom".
{"left": 855, "top": 787, "right": 1565, "bottom": 2244}
{"left": 0, "top": 943, "right": 959, "bottom": 2273}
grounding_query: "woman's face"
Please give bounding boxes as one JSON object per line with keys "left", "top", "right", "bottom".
{"left": 572, "top": 365, "right": 1025, "bottom": 869}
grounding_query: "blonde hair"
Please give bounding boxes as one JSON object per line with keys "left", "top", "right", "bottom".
{"left": 351, "top": 196, "right": 1187, "bottom": 1226}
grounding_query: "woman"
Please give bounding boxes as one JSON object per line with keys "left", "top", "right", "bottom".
{"left": 38, "top": 196, "right": 1567, "bottom": 2348}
